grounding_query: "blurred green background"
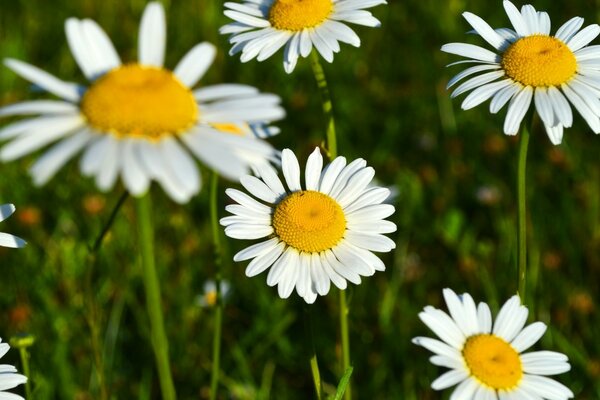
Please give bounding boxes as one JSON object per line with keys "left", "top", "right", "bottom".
{"left": 0, "top": 0, "right": 599, "bottom": 398}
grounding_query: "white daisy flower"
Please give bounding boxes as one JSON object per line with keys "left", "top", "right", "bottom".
{"left": 0, "top": 204, "right": 26, "bottom": 248}
{"left": 443, "top": 0, "right": 600, "bottom": 144}
{"left": 220, "top": 0, "right": 387, "bottom": 73}
{"left": 0, "top": 2, "right": 285, "bottom": 204}
{"left": 0, "top": 337, "right": 27, "bottom": 400}
{"left": 413, "top": 288, "right": 574, "bottom": 400}
{"left": 195, "top": 280, "right": 232, "bottom": 308}
{"left": 221, "top": 147, "right": 396, "bottom": 304}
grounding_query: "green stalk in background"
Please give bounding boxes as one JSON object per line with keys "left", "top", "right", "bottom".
{"left": 517, "top": 124, "right": 530, "bottom": 300}
{"left": 135, "top": 194, "right": 177, "bottom": 400}
{"left": 209, "top": 172, "right": 224, "bottom": 400}
{"left": 310, "top": 50, "right": 352, "bottom": 400}
{"left": 11, "top": 335, "right": 35, "bottom": 400}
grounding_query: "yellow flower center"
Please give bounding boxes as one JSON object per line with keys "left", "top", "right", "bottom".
{"left": 81, "top": 64, "right": 198, "bottom": 139}
{"left": 269, "top": 0, "right": 333, "bottom": 31}
{"left": 502, "top": 35, "right": 577, "bottom": 87}
{"left": 272, "top": 190, "right": 346, "bottom": 253}
{"left": 204, "top": 291, "right": 217, "bottom": 307}
{"left": 462, "top": 334, "right": 523, "bottom": 390}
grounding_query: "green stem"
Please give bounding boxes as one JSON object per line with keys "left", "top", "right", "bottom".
{"left": 135, "top": 194, "right": 176, "bottom": 400}
{"left": 339, "top": 290, "right": 351, "bottom": 400}
{"left": 90, "top": 191, "right": 129, "bottom": 253}
{"left": 517, "top": 124, "right": 530, "bottom": 299}
{"left": 18, "top": 347, "right": 32, "bottom": 399}
{"left": 310, "top": 49, "right": 351, "bottom": 399}
{"left": 209, "top": 172, "right": 223, "bottom": 400}
{"left": 303, "top": 305, "right": 323, "bottom": 400}
{"left": 310, "top": 50, "right": 337, "bottom": 159}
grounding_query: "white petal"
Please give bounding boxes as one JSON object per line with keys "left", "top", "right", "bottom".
{"left": 29, "top": 129, "right": 93, "bottom": 185}
{"left": 503, "top": 86, "right": 533, "bottom": 135}
{"left": 305, "top": 147, "right": 323, "bottom": 191}
{"left": 503, "top": 0, "right": 529, "bottom": 37}
{"left": 4, "top": 59, "right": 81, "bottom": 102}
{"left": 441, "top": 43, "right": 499, "bottom": 62}
{"left": 511, "top": 322, "right": 547, "bottom": 352}
{"left": 567, "top": 24, "right": 600, "bottom": 52}
{"left": 281, "top": 149, "right": 302, "bottom": 191}
{"left": 555, "top": 17, "right": 584, "bottom": 43}
{"left": 174, "top": 42, "right": 216, "bottom": 87}
{"left": 138, "top": 2, "right": 166, "bottom": 67}
{"left": 463, "top": 12, "right": 506, "bottom": 50}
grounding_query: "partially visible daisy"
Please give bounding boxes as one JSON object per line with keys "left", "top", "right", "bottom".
{"left": 443, "top": 0, "right": 600, "bottom": 144}
{"left": 195, "top": 280, "right": 232, "bottom": 307}
{"left": 413, "top": 288, "right": 574, "bottom": 399}
{"left": 220, "top": 0, "right": 387, "bottom": 73}
{"left": 0, "top": 204, "right": 26, "bottom": 248}
{"left": 0, "top": 2, "right": 285, "bottom": 203}
{"left": 0, "top": 337, "right": 27, "bottom": 400}
{"left": 221, "top": 147, "right": 396, "bottom": 303}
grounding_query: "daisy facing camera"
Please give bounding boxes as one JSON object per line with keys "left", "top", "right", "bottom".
{"left": 221, "top": 147, "right": 397, "bottom": 304}
{"left": 414, "top": 289, "right": 574, "bottom": 399}
{"left": 443, "top": 0, "right": 600, "bottom": 144}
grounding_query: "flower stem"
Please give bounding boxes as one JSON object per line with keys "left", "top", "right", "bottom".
{"left": 209, "top": 171, "right": 224, "bottom": 400}
{"left": 310, "top": 51, "right": 351, "bottom": 399}
{"left": 303, "top": 305, "right": 323, "bottom": 400}
{"left": 310, "top": 50, "right": 337, "bottom": 159}
{"left": 517, "top": 124, "right": 530, "bottom": 299}
{"left": 135, "top": 194, "right": 176, "bottom": 400}
{"left": 339, "top": 290, "right": 351, "bottom": 400}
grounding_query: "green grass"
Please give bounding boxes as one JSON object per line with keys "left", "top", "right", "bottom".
{"left": 1, "top": 0, "right": 599, "bottom": 398}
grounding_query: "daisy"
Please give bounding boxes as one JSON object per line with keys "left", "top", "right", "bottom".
{"left": 220, "top": 0, "right": 387, "bottom": 73}
{"left": 195, "top": 280, "right": 232, "bottom": 308}
{"left": 0, "top": 204, "right": 26, "bottom": 248}
{"left": 443, "top": 0, "right": 600, "bottom": 144}
{"left": 221, "top": 147, "right": 396, "bottom": 303}
{"left": 0, "top": 2, "right": 285, "bottom": 204}
{"left": 0, "top": 337, "right": 27, "bottom": 400}
{"left": 413, "top": 288, "right": 574, "bottom": 399}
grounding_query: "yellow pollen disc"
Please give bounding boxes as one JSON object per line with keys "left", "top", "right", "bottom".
{"left": 462, "top": 334, "right": 523, "bottom": 390}
{"left": 272, "top": 190, "right": 346, "bottom": 253}
{"left": 81, "top": 64, "right": 198, "bottom": 139}
{"left": 269, "top": 0, "right": 333, "bottom": 31}
{"left": 502, "top": 35, "right": 577, "bottom": 87}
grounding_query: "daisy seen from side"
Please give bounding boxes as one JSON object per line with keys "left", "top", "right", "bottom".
{"left": 413, "top": 288, "right": 574, "bottom": 400}
{"left": 220, "top": 0, "right": 387, "bottom": 73}
{"left": 0, "top": 204, "right": 26, "bottom": 248}
{"left": 0, "top": 2, "right": 285, "bottom": 204}
{"left": 0, "top": 337, "right": 27, "bottom": 400}
{"left": 221, "top": 147, "right": 396, "bottom": 304}
{"left": 443, "top": 0, "right": 600, "bottom": 144}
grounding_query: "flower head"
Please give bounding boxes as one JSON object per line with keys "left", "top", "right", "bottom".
{"left": 443, "top": 0, "right": 600, "bottom": 144}
{"left": 0, "top": 204, "right": 26, "bottom": 248}
{"left": 195, "top": 280, "right": 232, "bottom": 307}
{"left": 220, "top": 0, "right": 387, "bottom": 73}
{"left": 0, "top": 2, "right": 285, "bottom": 203}
{"left": 0, "top": 337, "right": 27, "bottom": 400}
{"left": 221, "top": 147, "right": 396, "bottom": 303}
{"left": 413, "top": 289, "right": 574, "bottom": 399}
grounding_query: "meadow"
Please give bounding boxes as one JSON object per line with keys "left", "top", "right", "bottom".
{"left": 0, "top": 0, "right": 599, "bottom": 399}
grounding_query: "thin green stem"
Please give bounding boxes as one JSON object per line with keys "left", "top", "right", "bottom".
{"left": 90, "top": 191, "right": 129, "bottom": 253}
{"left": 303, "top": 305, "right": 323, "bottom": 400}
{"left": 18, "top": 347, "right": 32, "bottom": 399}
{"left": 310, "top": 50, "right": 337, "bottom": 159}
{"left": 135, "top": 194, "right": 176, "bottom": 400}
{"left": 209, "top": 172, "right": 224, "bottom": 400}
{"left": 339, "top": 290, "right": 351, "bottom": 400}
{"left": 517, "top": 124, "right": 530, "bottom": 299}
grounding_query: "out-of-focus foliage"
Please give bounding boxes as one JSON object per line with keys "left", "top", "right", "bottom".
{"left": 0, "top": 0, "right": 598, "bottom": 398}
